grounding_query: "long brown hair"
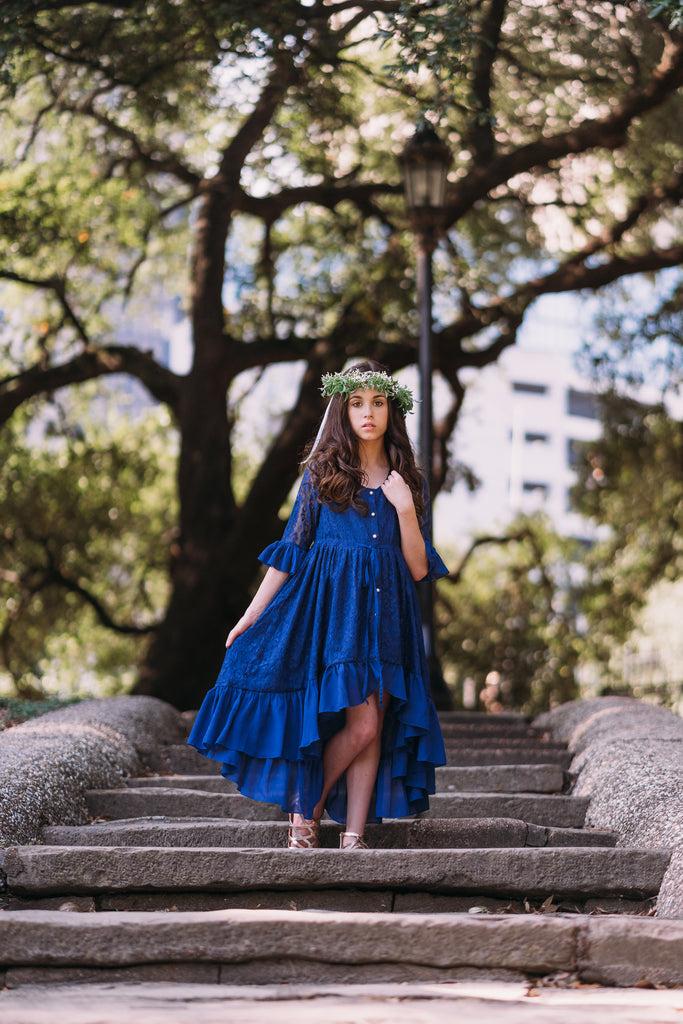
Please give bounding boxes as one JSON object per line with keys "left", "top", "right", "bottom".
{"left": 305, "top": 360, "right": 426, "bottom": 522}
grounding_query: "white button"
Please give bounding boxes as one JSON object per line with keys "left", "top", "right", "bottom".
{"left": 376, "top": 587, "right": 380, "bottom": 593}
{"left": 372, "top": 534, "right": 377, "bottom": 539}
{"left": 371, "top": 512, "right": 376, "bottom": 517}
{"left": 369, "top": 490, "right": 374, "bottom": 494}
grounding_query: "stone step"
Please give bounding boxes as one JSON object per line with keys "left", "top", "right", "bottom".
{"left": 436, "top": 711, "right": 530, "bottom": 725}
{"left": 438, "top": 723, "right": 543, "bottom": 739}
{"left": 127, "top": 774, "right": 239, "bottom": 793}
{"left": 125, "top": 763, "right": 567, "bottom": 796}
{"left": 144, "top": 741, "right": 573, "bottom": 776}
{"left": 445, "top": 738, "right": 567, "bottom": 750}
{"left": 443, "top": 748, "right": 572, "bottom": 767}
{"left": 438, "top": 764, "right": 565, "bottom": 793}
{"left": 2, "top": 909, "right": 682, "bottom": 988}
{"left": 41, "top": 816, "right": 618, "bottom": 850}
{"left": 424, "top": 793, "right": 588, "bottom": 829}
{"left": 0, "top": 846, "right": 669, "bottom": 902}
{"left": 85, "top": 787, "right": 588, "bottom": 829}
{"left": 1, "top": 884, "right": 654, "bottom": 918}
{"left": 143, "top": 745, "right": 222, "bottom": 776}
{"left": 86, "top": 787, "right": 285, "bottom": 822}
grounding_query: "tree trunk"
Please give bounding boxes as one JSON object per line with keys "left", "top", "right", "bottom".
{"left": 134, "top": 368, "right": 248, "bottom": 709}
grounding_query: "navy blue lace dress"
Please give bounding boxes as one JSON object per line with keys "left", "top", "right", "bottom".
{"left": 188, "top": 468, "right": 448, "bottom": 823}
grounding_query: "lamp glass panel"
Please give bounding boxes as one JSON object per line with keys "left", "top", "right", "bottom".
{"left": 404, "top": 162, "right": 447, "bottom": 209}
{"left": 427, "top": 165, "right": 447, "bottom": 207}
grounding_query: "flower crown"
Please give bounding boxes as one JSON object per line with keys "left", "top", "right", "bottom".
{"left": 320, "top": 369, "right": 415, "bottom": 415}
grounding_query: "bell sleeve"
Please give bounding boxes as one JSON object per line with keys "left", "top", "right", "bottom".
{"left": 418, "top": 483, "right": 449, "bottom": 582}
{"left": 258, "top": 468, "right": 320, "bottom": 576}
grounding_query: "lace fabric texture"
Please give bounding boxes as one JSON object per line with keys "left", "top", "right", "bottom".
{"left": 188, "top": 469, "right": 448, "bottom": 823}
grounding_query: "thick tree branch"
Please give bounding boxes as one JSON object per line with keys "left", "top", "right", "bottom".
{"left": 225, "top": 195, "right": 683, "bottom": 392}
{"left": 527, "top": 244, "right": 683, "bottom": 296}
{"left": 235, "top": 180, "right": 401, "bottom": 221}
{"left": 445, "top": 528, "right": 532, "bottom": 585}
{"left": 447, "top": 33, "right": 683, "bottom": 222}
{"left": 553, "top": 167, "right": 683, "bottom": 270}
{"left": 190, "top": 53, "right": 303, "bottom": 368}
{"left": 1, "top": 269, "right": 97, "bottom": 348}
{"left": 40, "top": 562, "right": 159, "bottom": 635}
{"left": 0, "top": 347, "right": 183, "bottom": 425}
{"left": 467, "top": 0, "right": 507, "bottom": 164}
{"left": 435, "top": 240, "right": 683, "bottom": 375}
{"left": 52, "top": 91, "right": 202, "bottom": 188}
{"left": 432, "top": 367, "right": 467, "bottom": 495}
{"left": 436, "top": 163, "right": 683, "bottom": 373}
{"left": 215, "top": 54, "right": 301, "bottom": 191}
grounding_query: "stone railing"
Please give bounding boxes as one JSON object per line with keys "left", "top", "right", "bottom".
{"left": 535, "top": 696, "right": 683, "bottom": 919}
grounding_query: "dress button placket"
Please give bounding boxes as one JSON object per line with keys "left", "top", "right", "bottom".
{"left": 371, "top": 491, "right": 379, "bottom": 589}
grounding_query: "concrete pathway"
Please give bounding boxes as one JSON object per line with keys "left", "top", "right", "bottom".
{"left": 2, "top": 982, "right": 683, "bottom": 1024}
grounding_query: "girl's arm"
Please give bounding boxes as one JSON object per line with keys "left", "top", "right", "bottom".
{"left": 225, "top": 566, "right": 289, "bottom": 647}
{"left": 381, "top": 471, "right": 429, "bottom": 581}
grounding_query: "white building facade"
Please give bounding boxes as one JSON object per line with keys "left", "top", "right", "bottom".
{"left": 434, "top": 347, "right": 603, "bottom": 548}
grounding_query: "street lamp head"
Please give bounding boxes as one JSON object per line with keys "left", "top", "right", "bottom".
{"left": 399, "top": 121, "right": 452, "bottom": 220}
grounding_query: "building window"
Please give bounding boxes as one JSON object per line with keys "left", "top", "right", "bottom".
{"left": 513, "top": 381, "right": 548, "bottom": 395}
{"left": 566, "top": 438, "right": 585, "bottom": 469}
{"left": 567, "top": 388, "right": 600, "bottom": 419}
{"left": 522, "top": 481, "right": 549, "bottom": 498}
{"left": 525, "top": 431, "right": 549, "bottom": 444}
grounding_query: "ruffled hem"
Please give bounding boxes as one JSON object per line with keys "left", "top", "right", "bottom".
{"left": 259, "top": 540, "right": 307, "bottom": 575}
{"left": 187, "top": 662, "right": 445, "bottom": 823}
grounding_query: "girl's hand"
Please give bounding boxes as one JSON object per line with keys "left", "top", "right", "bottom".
{"left": 380, "top": 470, "right": 415, "bottom": 516}
{"left": 226, "top": 614, "right": 254, "bottom": 648}
{"left": 225, "top": 566, "right": 289, "bottom": 648}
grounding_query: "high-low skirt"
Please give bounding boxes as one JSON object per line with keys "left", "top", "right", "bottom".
{"left": 188, "top": 489, "right": 448, "bottom": 823}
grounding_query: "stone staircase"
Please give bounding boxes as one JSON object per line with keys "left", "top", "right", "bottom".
{"left": 1, "top": 710, "right": 681, "bottom": 988}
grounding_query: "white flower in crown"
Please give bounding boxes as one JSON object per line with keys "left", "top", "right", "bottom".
{"left": 320, "top": 369, "right": 415, "bottom": 415}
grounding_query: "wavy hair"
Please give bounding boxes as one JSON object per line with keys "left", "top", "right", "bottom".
{"left": 305, "top": 360, "right": 426, "bottom": 522}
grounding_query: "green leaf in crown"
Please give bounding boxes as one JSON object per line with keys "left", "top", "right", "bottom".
{"left": 320, "top": 370, "right": 415, "bottom": 415}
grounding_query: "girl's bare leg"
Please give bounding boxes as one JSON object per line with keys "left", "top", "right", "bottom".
{"left": 306, "top": 691, "right": 388, "bottom": 827}
{"left": 344, "top": 700, "right": 387, "bottom": 836}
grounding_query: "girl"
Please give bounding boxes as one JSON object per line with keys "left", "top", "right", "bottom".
{"left": 188, "top": 360, "right": 447, "bottom": 849}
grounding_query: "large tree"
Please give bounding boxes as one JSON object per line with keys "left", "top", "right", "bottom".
{"left": 1, "top": 0, "right": 683, "bottom": 708}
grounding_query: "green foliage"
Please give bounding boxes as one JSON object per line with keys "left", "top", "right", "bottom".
{"left": 0, "top": 693, "right": 83, "bottom": 731}
{"left": 646, "top": 0, "right": 683, "bottom": 28}
{"left": 571, "top": 395, "right": 683, "bottom": 671}
{"left": 438, "top": 519, "right": 582, "bottom": 715}
{"left": 0, "top": 2, "right": 682, "bottom": 705}
{"left": 373, "top": 0, "right": 474, "bottom": 117}
{"left": 0, "top": 399, "right": 178, "bottom": 697}
{"left": 582, "top": 274, "right": 683, "bottom": 394}
{"left": 3, "top": 1, "right": 681, "bottom": 359}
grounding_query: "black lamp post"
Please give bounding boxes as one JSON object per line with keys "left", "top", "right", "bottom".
{"left": 400, "top": 120, "right": 452, "bottom": 709}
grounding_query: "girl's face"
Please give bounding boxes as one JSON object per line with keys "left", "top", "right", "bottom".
{"left": 347, "top": 388, "right": 389, "bottom": 443}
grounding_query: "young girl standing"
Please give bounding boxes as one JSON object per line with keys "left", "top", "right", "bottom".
{"left": 188, "top": 360, "right": 447, "bottom": 849}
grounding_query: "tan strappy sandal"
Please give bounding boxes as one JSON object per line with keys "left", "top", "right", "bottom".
{"left": 339, "top": 831, "right": 368, "bottom": 850}
{"left": 287, "top": 814, "right": 321, "bottom": 849}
